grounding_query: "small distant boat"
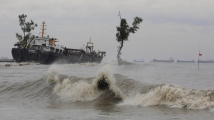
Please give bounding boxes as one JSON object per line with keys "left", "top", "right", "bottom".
{"left": 133, "top": 59, "right": 144, "bottom": 62}
{"left": 198, "top": 60, "right": 214, "bottom": 63}
{"left": 152, "top": 58, "right": 174, "bottom": 63}
{"left": 177, "top": 60, "right": 195, "bottom": 63}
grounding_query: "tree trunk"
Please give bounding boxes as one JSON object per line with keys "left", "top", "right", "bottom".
{"left": 117, "top": 41, "right": 123, "bottom": 65}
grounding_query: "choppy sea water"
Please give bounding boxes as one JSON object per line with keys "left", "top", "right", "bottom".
{"left": 0, "top": 62, "right": 214, "bottom": 120}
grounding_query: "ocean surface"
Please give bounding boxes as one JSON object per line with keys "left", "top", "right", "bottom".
{"left": 0, "top": 62, "right": 214, "bottom": 120}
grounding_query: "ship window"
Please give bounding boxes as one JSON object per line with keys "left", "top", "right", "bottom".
{"left": 56, "top": 49, "right": 59, "bottom": 53}
{"left": 42, "top": 44, "right": 46, "bottom": 46}
{"left": 60, "top": 50, "right": 62, "bottom": 54}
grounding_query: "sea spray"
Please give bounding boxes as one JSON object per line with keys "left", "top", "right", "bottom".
{"left": 93, "top": 65, "right": 124, "bottom": 99}
{"left": 46, "top": 65, "right": 113, "bottom": 102}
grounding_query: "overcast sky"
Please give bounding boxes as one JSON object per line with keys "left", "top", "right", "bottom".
{"left": 1, "top": 0, "right": 214, "bottom": 62}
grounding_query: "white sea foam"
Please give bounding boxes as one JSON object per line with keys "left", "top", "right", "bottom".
{"left": 119, "top": 84, "right": 214, "bottom": 110}
{"left": 53, "top": 78, "right": 102, "bottom": 102}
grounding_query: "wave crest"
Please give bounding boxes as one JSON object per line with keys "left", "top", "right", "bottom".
{"left": 120, "top": 84, "right": 214, "bottom": 110}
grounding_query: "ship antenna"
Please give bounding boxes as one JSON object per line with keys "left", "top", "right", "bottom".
{"left": 118, "top": 11, "right": 121, "bottom": 19}
{"left": 40, "top": 21, "right": 46, "bottom": 38}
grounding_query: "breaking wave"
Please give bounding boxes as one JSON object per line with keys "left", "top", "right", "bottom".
{"left": 46, "top": 65, "right": 214, "bottom": 110}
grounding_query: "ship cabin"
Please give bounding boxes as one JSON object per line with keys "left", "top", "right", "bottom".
{"left": 29, "top": 36, "right": 65, "bottom": 54}
{"left": 84, "top": 41, "right": 106, "bottom": 57}
{"left": 85, "top": 41, "right": 94, "bottom": 53}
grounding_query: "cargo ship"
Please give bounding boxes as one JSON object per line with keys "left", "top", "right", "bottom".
{"left": 11, "top": 22, "right": 106, "bottom": 64}
{"left": 152, "top": 58, "right": 174, "bottom": 63}
{"left": 133, "top": 59, "right": 144, "bottom": 62}
{"left": 177, "top": 60, "right": 195, "bottom": 63}
{"left": 198, "top": 60, "right": 214, "bottom": 63}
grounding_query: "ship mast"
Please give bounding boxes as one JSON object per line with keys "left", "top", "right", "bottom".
{"left": 118, "top": 11, "right": 121, "bottom": 19}
{"left": 40, "top": 21, "right": 46, "bottom": 38}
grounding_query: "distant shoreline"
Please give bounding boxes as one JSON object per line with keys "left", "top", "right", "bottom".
{"left": 0, "top": 59, "right": 15, "bottom": 62}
